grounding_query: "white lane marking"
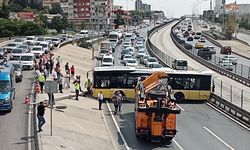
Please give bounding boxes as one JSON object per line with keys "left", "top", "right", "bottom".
{"left": 206, "top": 102, "right": 250, "bottom": 131}
{"left": 173, "top": 139, "right": 184, "bottom": 150}
{"left": 28, "top": 83, "right": 35, "bottom": 150}
{"left": 176, "top": 104, "right": 185, "bottom": 112}
{"left": 106, "top": 101, "right": 130, "bottom": 150}
{"left": 203, "top": 126, "right": 235, "bottom": 150}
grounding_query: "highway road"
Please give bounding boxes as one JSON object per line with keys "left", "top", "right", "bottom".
{"left": 0, "top": 69, "right": 34, "bottom": 150}
{"left": 151, "top": 21, "right": 250, "bottom": 111}
{"left": 99, "top": 22, "right": 250, "bottom": 150}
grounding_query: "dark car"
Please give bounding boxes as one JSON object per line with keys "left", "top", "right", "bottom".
{"left": 0, "top": 48, "right": 7, "bottom": 59}
{"left": 187, "top": 36, "right": 193, "bottom": 41}
{"left": 178, "top": 39, "right": 185, "bottom": 44}
{"left": 198, "top": 48, "right": 213, "bottom": 60}
{"left": 220, "top": 46, "right": 231, "bottom": 54}
{"left": 184, "top": 43, "right": 193, "bottom": 50}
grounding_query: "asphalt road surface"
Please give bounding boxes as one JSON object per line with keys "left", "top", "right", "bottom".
{"left": 0, "top": 69, "right": 34, "bottom": 150}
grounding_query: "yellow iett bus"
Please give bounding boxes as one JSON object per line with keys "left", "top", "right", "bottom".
{"left": 91, "top": 66, "right": 213, "bottom": 101}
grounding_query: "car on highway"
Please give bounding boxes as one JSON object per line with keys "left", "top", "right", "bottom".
{"left": 125, "top": 47, "right": 135, "bottom": 55}
{"left": 145, "top": 57, "right": 158, "bottom": 67}
{"left": 101, "top": 54, "right": 114, "bottom": 66}
{"left": 136, "top": 49, "right": 147, "bottom": 58}
{"left": 135, "top": 41, "right": 144, "bottom": 49}
{"left": 221, "top": 55, "right": 237, "bottom": 65}
{"left": 149, "top": 63, "right": 163, "bottom": 68}
{"left": 183, "top": 31, "right": 190, "bottom": 38}
{"left": 194, "top": 32, "right": 202, "bottom": 39}
{"left": 25, "top": 36, "right": 37, "bottom": 45}
{"left": 125, "top": 58, "right": 138, "bottom": 66}
{"left": 14, "top": 38, "right": 25, "bottom": 43}
{"left": 20, "top": 53, "right": 35, "bottom": 70}
{"left": 111, "top": 42, "right": 116, "bottom": 52}
{"left": 11, "top": 62, "right": 23, "bottom": 82}
{"left": 184, "top": 43, "right": 193, "bottom": 50}
{"left": 3, "top": 42, "right": 22, "bottom": 53}
{"left": 98, "top": 49, "right": 110, "bottom": 59}
{"left": 39, "top": 41, "right": 50, "bottom": 54}
{"left": 35, "top": 37, "right": 45, "bottom": 45}
{"left": 218, "top": 60, "right": 234, "bottom": 71}
{"left": 206, "top": 46, "right": 216, "bottom": 54}
{"left": 172, "top": 59, "right": 188, "bottom": 70}
{"left": 198, "top": 37, "right": 206, "bottom": 42}
{"left": 0, "top": 48, "right": 7, "bottom": 59}
{"left": 121, "top": 49, "right": 131, "bottom": 60}
{"left": 18, "top": 44, "right": 30, "bottom": 53}
{"left": 31, "top": 46, "right": 44, "bottom": 58}
{"left": 45, "top": 37, "right": 55, "bottom": 50}
{"left": 186, "top": 36, "right": 194, "bottom": 41}
{"left": 195, "top": 42, "right": 204, "bottom": 49}
{"left": 52, "top": 37, "right": 61, "bottom": 47}
{"left": 11, "top": 48, "right": 25, "bottom": 55}
{"left": 140, "top": 54, "right": 150, "bottom": 65}
{"left": 122, "top": 54, "right": 133, "bottom": 65}
{"left": 220, "top": 46, "right": 232, "bottom": 54}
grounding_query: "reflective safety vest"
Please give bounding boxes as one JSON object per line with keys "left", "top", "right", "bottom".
{"left": 38, "top": 75, "right": 45, "bottom": 82}
{"left": 75, "top": 83, "right": 80, "bottom": 90}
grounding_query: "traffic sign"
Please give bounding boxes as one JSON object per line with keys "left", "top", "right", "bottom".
{"left": 45, "top": 80, "right": 58, "bottom": 93}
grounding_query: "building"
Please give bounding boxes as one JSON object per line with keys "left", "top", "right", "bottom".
{"left": 214, "top": 0, "right": 226, "bottom": 14}
{"left": 42, "top": 0, "right": 60, "bottom": 8}
{"left": 238, "top": 4, "right": 250, "bottom": 14}
{"left": 142, "top": 3, "right": 151, "bottom": 11}
{"left": 135, "top": 0, "right": 143, "bottom": 11}
{"left": 60, "top": 0, "right": 74, "bottom": 19}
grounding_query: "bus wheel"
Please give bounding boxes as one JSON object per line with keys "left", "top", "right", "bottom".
{"left": 174, "top": 92, "right": 185, "bottom": 102}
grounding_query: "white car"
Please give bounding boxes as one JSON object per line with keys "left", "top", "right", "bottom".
{"left": 26, "top": 36, "right": 37, "bottom": 45}
{"left": 31, "top": 46, "right": 44, "bottom": 58}
{"left": 52, "top": 37, "right": 61, "bottom": 47}
{"left": 140, "top": 54, "right": 150, "bottom": 65}
{"left": 101, "top": 54, "right": 114, "bottom": 66}
{"left": 122, "top": 54, "right": 133, "bottom": 65}
{"left": 20, "top": 53, "right": 35, "bottom": 70}
{"left": 136, "top": 41, "right": 144, "bottom": 49}
{"left": 125, "top": 58, "right": 138, "bottom": 66}
{"left": 198, "top": 37, "right": 206, "bottom": 42}
{"left": 219, "top": 60, "right": 234, "bottom": 71}
{"left": 36, "top": 37, "right": 45, "bottom": 45}
{"left": 145, "top": 57, "right": 158, "bottom": 67}
{"left": 45, "top": 37, "right": 54, "bottom": 50}
{"left": 3, "top": 42, "right": 22, "bottom": 53}
{"left": 221, "top": 55, "right": 237, "bottom": 65}
{"left": 39, "top": 41, "right": 50, "bottom": 54}
{"left": 136, "top": 49, "right": 147, "bottom": 58}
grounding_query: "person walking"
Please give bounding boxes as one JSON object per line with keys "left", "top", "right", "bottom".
{"left": 37, "top": 101, "right": 46, "bottom": 132}
{"left": 112, "top": 93, "right": 119, "bottom": 114}
{"left": 98, "top": 91, "right": 104, "bottom": 110}
{"left": 64, "top": 71, "right": 70, "bottom": 89}
{"left": 75, "top": 81, "right": 80, "bottom": 100}
{"left": 116, "top": 92, "right": 123, "bottom": 112}
{"left": 38, "top": 73, "right": 45, "bottom": 94}
{"left": 85, "top": 78, "right": 92, "bottom": 94}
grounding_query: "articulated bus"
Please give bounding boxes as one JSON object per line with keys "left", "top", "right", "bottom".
{"left": 91, "top": 66, "right": 213, "bottom": 101}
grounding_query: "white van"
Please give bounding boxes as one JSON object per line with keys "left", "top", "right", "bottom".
{"left": 20, "top": 53, "right": 35, "bottom": 70}
{"left": 79, "top": 30, "right": 89, "bottom": 38}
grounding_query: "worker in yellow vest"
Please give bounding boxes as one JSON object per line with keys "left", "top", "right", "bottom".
{"left": 75, "top": 82, "right": 80, "bottom": 100}
{"left": 38, "top": 73, "right": 45, "bottom": 93}
{"left": 85, "top": 78, "right": 92, "bottom": 94}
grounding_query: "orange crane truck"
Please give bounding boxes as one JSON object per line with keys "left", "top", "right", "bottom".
{"left": 134, "top": 72, "right": 181, "bottom": 143}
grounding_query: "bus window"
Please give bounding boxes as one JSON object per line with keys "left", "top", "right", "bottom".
{"left": 111, "top": 75, "right": 127, "bottom": 88}
{"left": 127, "top": 76, "right": 138, "bottom": 88}
{"left": 94, "top": 74, "right": 110, "bottom": 88}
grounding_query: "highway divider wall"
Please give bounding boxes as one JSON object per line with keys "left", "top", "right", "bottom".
{"left": 146, "top": 19, "right": 250, "bottom": 128}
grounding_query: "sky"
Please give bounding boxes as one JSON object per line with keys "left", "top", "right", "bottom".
{"left": 113, "top": 0, "right": 250, "bottom": 18}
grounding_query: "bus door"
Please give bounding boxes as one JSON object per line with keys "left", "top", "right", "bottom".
{"left": 188, "top": 78, "right": 200, "bottom": 100}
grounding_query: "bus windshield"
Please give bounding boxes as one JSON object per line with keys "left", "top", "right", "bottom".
{"left": 177, "top": 60, "right": 187, "bottom": 66}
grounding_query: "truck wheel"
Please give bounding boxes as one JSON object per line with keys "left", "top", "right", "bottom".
{"left": 174, "top": 92, "right": 185, "bottom": 102}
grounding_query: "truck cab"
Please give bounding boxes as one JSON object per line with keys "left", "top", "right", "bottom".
{"left": 0, "top": 64, "right": 15, "bottom": 112}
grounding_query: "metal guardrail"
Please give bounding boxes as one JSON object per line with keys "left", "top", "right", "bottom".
{"left": 146, "top": 19, "right": 250, "bottom": 127}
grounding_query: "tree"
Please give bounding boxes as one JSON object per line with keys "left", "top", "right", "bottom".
{"left": 225, "top": 15, "right": 236, "bottom": 40}
{"left": 51, "top": 16, "right": 64, "bottom": 33}
{"left": 35, "top": 13, "right": 48, "bottom": 28}
{"left": 18, "top": 21, "right": 46, "bottom": 35}
{"left": 7, "top": 2, "right": 23, "bottom": 12}
{"left": 49, "top": 3, "right": 63, "bottom": 14}
{"left": 0, "top": 2, "right": 9, "bottom": 19}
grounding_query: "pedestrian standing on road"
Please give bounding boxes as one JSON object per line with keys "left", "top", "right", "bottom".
{"left": 116, "top": 92, "right": 123, "bottom": 112}
{"left": 38, "top": 73, "right": 45, "bottom": 94}
{"left": 37, "top": 101, "right": 46, "bottom": 132}
{"left": 75, "top": 81, "right": 80, "bottom": 100}
{"left": 65, "top": 62, "right": 69, "bottom": 73}
{"left": 70, "top": 65, "right": 75, "bottom": 79}
{"left": 58, "top": 74, "right": 63, "bottom": 93}
{"left": 56, "top": 56, "right": 62, "bottom": 67}
{"left": 64, "top": 71, "right": 70, "bottom": 89}
{"left": 98, "top": 91, "right": 104, "bottom": 110}
{"left": 85, "top": 78, "right": 92, "bottom": 94}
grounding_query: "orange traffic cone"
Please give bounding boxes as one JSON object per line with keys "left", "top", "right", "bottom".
{"left": 24, "top": 95, "right": 30, "bottom": 104}
{"left": 36, "top": 81, "right": 40, "bottom": 94}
